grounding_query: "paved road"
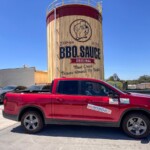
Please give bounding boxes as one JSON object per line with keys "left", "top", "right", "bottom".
{"left": 0, "top": 104, "right": 150, "bottom": 150}
{"left": 0, "top": 104, "right": 17, "bottom": 130}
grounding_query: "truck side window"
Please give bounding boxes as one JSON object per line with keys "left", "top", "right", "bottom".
{"left": 80, "top": 81, "right": 111, "bottom": 96}
{"left": 50, "top": 81, "right": 54, "bottom": 93}
{"left": 42, "top": 85, "right": 51, "bottom": 92}
{"left": 57, "top": 81, "right": 79, "bottom": 95}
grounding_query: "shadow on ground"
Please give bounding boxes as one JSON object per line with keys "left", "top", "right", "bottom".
{"left": 11, "top": 124, "right": 150, "bottom": 144}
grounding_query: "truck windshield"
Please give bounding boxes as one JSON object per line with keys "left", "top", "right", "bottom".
{"left": 104, "top": 81, "right": 125, "bottom": 94}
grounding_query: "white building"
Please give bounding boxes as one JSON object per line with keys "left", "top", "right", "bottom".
{"left": 0, "top": 67, "right": 48, "bottom": 87}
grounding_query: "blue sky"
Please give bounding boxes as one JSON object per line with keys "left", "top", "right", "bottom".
{"left": 0, "top": 0, "right": 150, "bottom": 80}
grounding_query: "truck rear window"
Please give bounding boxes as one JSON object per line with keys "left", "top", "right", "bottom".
{"left": 50, "top": 81, "right": 54, "bottom": 93}
{"left": 57, "top": 81, "right": 79, "bottom": 95}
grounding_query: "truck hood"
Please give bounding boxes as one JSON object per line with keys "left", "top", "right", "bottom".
{"left": 129, "top": 92, "right": 150, "bottom": 98}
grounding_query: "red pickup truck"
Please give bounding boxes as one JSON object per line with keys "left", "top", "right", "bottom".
{"left": 3, "top": 78, "right": 150, "bottom": 139}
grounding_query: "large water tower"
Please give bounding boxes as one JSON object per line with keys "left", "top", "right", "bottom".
{"left": 46, "top": 0, "right": 104, "bottom": 82}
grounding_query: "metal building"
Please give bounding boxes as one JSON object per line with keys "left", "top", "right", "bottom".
{"left": 0, "top": 67, "right": 48, "bottom": 87}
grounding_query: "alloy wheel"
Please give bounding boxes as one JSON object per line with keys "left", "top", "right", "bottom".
{"left": 127, "top": 117, "right": 147, "bottom": 136}
{"left": 23, "top": 114, "right": 39, "bottom": 131}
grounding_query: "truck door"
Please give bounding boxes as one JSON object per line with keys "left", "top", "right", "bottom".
{"left": 52, "top": 80, "right": 84, "bottom": 120}
{"left": 80, "top": 81, "right": 120, "bottom": 122}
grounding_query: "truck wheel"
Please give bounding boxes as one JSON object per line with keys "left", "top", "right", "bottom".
{"left": 21, "top": 111, "right": 44, "bottom": 134}
{"left": 122, "top": 113, "right": 150, "bottom": 139}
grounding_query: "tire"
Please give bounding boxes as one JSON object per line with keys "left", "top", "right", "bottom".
{"left": 21, "top": 111, "right": 44, "bottom": 134}
{"left": 122, "top": 113, "right": 150, "bottom": 139}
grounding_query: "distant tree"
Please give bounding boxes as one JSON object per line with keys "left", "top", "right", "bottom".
{"left": 107, "top": 74, "right": 150, "bottom": 84}
{"left": 107, "top": 74, "right": 120, "bottom": 81}
{"left": 107, "top": 76, "right": 114, "bottom": 81}
{"left": 138, "top": 75, "right": 150, "bottom": 83}
{"left": 107, "top": 81, "right": 123, "bottom": 90}
{"left": 127, "top": 80, "right": 138, "bottom": 84}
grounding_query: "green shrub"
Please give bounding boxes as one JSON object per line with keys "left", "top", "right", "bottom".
{"left": 107, "top": 81, "right": 123, "bottom": 90}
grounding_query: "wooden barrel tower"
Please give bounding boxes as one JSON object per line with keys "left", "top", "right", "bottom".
{"left": 46, "top": 0, "right": 104, "bottom": 82}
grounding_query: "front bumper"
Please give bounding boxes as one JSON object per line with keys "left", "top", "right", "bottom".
{"left": 2, "top": 110, "right": 18, "bottom": 121}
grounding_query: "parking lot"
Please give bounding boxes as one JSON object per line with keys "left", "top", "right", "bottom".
{"left": 0, "top": 104, "right": 17, "bottom": 130}
{"left": 0, "top": 103, "right": 150, "bottom": 150}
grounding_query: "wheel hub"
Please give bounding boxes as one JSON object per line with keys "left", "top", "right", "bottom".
{"left": 29, "top": 121, "right": 34, "bottom": 125}
{"left": 133, "top": 123, "right": 140, "bottom": 130}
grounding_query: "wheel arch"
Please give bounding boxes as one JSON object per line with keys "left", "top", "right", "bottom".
{"left": 119, "top": 108, "right": 150, "bottom": 126}
{"left": 18, "top": 106, "right": 45, "bottom": 124}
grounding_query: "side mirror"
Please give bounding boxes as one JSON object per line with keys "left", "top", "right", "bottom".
{"left": 108, "top": 92, "right": 119, "bottom": 98}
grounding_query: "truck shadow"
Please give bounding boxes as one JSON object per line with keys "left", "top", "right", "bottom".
{"left": 11, "top": 124, "right": 150, "bottom": 143}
